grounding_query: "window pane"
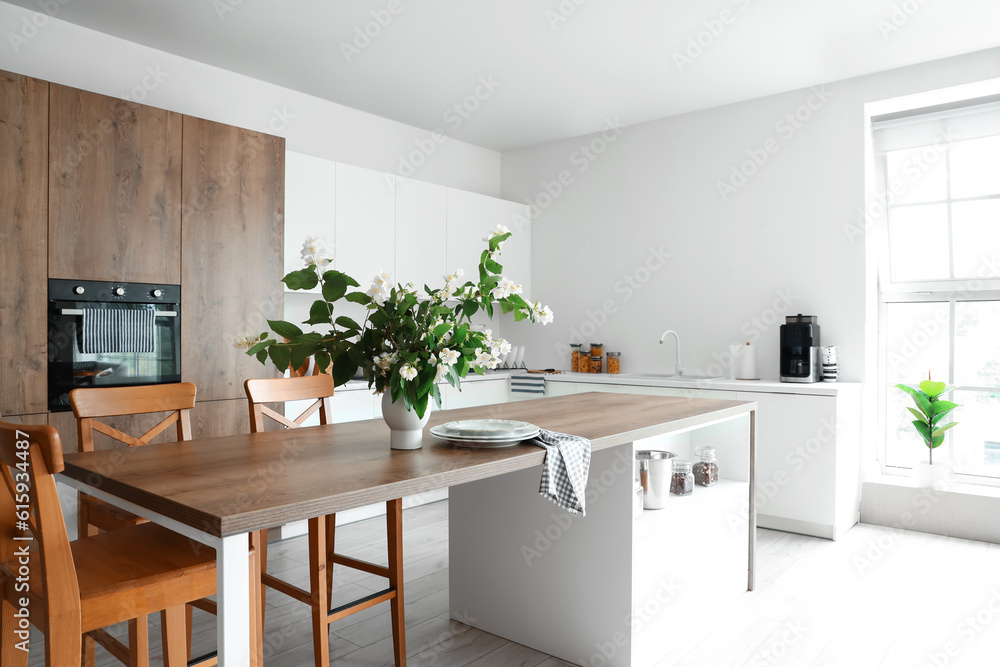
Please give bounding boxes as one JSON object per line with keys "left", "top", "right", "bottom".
{"left": 950, "top": 136, "right": 1000, "bottom": 199}
{"left": 885, "top": 383, "right": 924, "bottom": 469}
{"left": 887, "top": 204, "right": 950, "bottom": 281}
{"left": 952, "top": 199, "right": 1000, "bottom": 279}
{"left": 950, "top": 390, "right": 1000, "bottom": 478}
{"left": 884, "top": 302, "right": 950, "bottom": 382}
{"left": 885, "top": 146, "right": 948, "bottom": 204}
{"left": 955, "top": 301, "right": 1000, "bottom": 388}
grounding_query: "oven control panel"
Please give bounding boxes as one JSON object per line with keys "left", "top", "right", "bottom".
{"left": 49, "top": 279, "right": 180, "bottom": 304}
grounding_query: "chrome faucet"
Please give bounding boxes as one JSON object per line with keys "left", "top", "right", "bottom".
{"left": 658, "top": 329, "right": 684, "bottom": 376}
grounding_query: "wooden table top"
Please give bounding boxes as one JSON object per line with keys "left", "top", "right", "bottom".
{"left": 60, "top": 392, "right": 753, "bottom": 537}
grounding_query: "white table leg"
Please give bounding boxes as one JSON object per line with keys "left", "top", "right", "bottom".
{"left": 218, "top": 532, "right": 251, "bottom": 667}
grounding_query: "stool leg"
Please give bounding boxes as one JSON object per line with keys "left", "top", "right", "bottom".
{"left": 1, "top": 586, "right": 28, "bottom": 667}
{"left": 127, "top": 616, "right": 150, "bottom": 667}
{"left": 160, "top": 606, "right": 188, "bottom": 667}
{"left": 325, "top": 514, "right": 337, "bottom": 593}
{"left": 308, "top": 517, "right": 330, "bottom": 667}
{"left": 387, "top": 499, "right": 406, "bottom": 666}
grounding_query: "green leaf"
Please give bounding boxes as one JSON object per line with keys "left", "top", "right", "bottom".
{"left": 332, "top": 352, "right": 357, "bottom": 386}
{"left": 919, "top": 380, "right": 947, "bottom": 398}
{"left": 474, "top": 365, "right": 486, "bottom": 375}
{"left": 413, "top": 392, "right": 429, "bottom": 419}
{"left": 484, "top": 258, "right": 503, "bottom": 274}
{"left": 489, "top": 232, "right": 511, "bottom": 252}
{"left": 345, "top": 291, "right": 372, "bottom": 305}
{"left": 289, "top": 345, "right": 310, "bottom": 374}
{"left": 896, "top": 384, "right": 932, "bottom": 418}
{"left": 931, "top": 421, "right": 959, "bottom": 439}
{"left": 246, "top": 339, "right": 274, "bottom": 356}
{"left": 906, "top": 407, "right": 926, "bottom": 423}
{"left": 314, "top": 350, "right": 331, "bottom": 375}
{"left": 499, "top": 299, "right": 515, "bottom": 314}
{"left": 256, "top": 349, "right": 268, "bottom": 363}
{"left": 306, "top": 300, "right": 334, "bottom": 325}
{"left": 463, "top": 301, "right": 478, "bottom": 317}
{"left": 336, "top": 316, "right": 362, "bottom": 331}
{"left": 322, "top": 272, "right": 348, "bottom": 302}
{"left": 268, "top": 320, "right": 303, "bottom": 340}
{"left": 282, "top": 268, "right": 319, "bottom": 291}
{"left": 433, "top": 323, "right": 452, "bottom": 337}
{"left": 931, "top": 434, "right": 945, "bottom": 449}
{"left": 932, "top": 400, "right": 959, "bottom": 415}
{"left": 267, "top": 344, "right": 291, "bottom": 372}
{"left": 912, "top": 420, "right": 932, "bottom": 442}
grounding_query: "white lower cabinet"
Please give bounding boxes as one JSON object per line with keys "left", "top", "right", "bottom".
{"left": 442, "top": 378, "right": 508, "bottom": 410}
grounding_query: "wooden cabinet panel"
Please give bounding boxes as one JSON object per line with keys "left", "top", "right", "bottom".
{"left": 48, "top": 84, "right": 182, "bottom": 283}
{"left": 181, "top": 116, "right": 284, "bottom": 401}
{"left": 0, "top": 71, "right": 48, "bottom": 416}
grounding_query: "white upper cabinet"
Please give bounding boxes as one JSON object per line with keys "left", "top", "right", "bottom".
{"left": 446, "top": 189, "right": 531, "bottom": 301}
{"left": 395, "top": 178, "right": 447, "bottom": 295}
{"left": 284, "top": 151, "right": 336, "bottom": 280}
{"left": 335, "top": 163, "right": 396, "bottom": 286}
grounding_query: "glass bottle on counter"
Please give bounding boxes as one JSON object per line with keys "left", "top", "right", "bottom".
{"left": 590, "top": 355, "right": 603, "bottom": 374}
{"left": 693, "top": 446, "right": 719, "bottom": 487}
{"left": 570, "top": 343, "right": 584, "bottom": 373}
{"left": 590, "top": 343, "right": 604, "bottom": 358}
{"left": 606, "top": 351, "right": 621, "bottom": 374}
{"left": 578, "top": 348, "right": 590, "bottom": 373}
{"left": 670, "top": 460, "right": 694, "bottom": 496}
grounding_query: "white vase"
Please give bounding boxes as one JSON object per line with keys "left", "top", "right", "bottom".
{"left": 912, "top": 461, "right": 950, "bottom": 488}
{"left": 381, "top": 391, "right": 431, "bottom": 450}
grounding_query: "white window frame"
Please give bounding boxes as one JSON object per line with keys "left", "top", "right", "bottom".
{"left": 864, "top": 78, "right": 1000, "bottom": 487}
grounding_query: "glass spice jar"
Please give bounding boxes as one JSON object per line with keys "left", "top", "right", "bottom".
{"left": 670, "top": 460, "right": 694, "bottom": 496}
{"left": 693, "top": 446, "right": 719, "bottom": 487}
{"left": 578, "top": 348, "right": 589, "bottom": 373}
{"left": 590, "top": 343, "right": 604, "bottom": 358}
{"left": 606, "top": 351, "right": 621, "bottom": 374}
{"left": 570, "top": 343, "right": 584, "bottom": 373}
{"left": 590, "top": 355, "right": 603, "bottom": 373}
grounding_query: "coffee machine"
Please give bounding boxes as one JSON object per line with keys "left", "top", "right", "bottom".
{"left": 780, "top": 314, "right": 822, "bottom": 383}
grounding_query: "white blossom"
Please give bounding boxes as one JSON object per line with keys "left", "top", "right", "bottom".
{"left": 233, "top": 334, "right": 257, "bottom": 351}
{"left": 482, "top": 224, "right": 511, "bottom": 251}
{"left": 473, "top": 348, "right": 494, "bottom": 369}
{"left": 531, "top": 301, "right": 555, "bottom": 325}
{"left": 400, "top": 364, "right": 418, "bottom": 381}
{"left": 439, "top": 348, "right": 460, "bottom": 366}
{"left": 435, "top": 364, "right": 448, "bottom": 382}
{"left": 367, "top": 269, "right": 393, "bottom": 306}
{"left": 491, "top": 338, "right": 511, "bottom": 356}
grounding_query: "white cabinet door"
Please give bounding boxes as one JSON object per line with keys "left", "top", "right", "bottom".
{"left": 330, "top": 389, "right": 379, "bottom": 423}
{"left": 284, "top": 151, "right": 336, "bottom": 279}
{"left": 395, "top": 178, "right": 447, "bottom": 295}
{"left": 544, "top": 381, "right": 577, "bottom": 397}
{"left": 738, "top": 391, "right": 838, "bottom": 536}
{"left": 446, "top": 189, "right": 531, "bottom": 300}
{"left": 578, "top": 382, "right": 652, "bottom": 395}
{"left": 335, "top": 163, "right": 395, "bottom": 286}
{"left": 442, "top": 378, "right": 509, "bottom": 410}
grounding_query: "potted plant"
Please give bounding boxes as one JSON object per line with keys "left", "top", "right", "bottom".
{"left": 242, "top": 226, "right": 553, "bottom": 449}
{"left": 895, "top": 376, "right": 959, "bottom": 487}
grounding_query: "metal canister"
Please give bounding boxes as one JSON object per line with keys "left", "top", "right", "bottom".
{"left": 636, "top": 450, "right": 677, "bottom": 509}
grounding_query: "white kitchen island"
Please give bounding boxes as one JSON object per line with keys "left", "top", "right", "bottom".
{"left": 450, "top": 392, "right": 756, "bottom": 667}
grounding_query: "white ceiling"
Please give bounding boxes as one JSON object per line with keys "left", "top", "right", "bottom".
{"left": 9, "top": 0, "right": 1000, "bottom": 151}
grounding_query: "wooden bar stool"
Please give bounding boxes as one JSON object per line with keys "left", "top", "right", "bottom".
{"left": 244, "top": 375, "right": 406, "bottom": 667}
{"left": 0, "top": 420, "right": 262, "bottom": 667}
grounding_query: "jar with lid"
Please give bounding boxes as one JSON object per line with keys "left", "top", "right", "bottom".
{"left": 670, "top": 460, "right": 694, "bottom": 496}
{"left": 606, "top": 351, "right": 621, "bottom": 374}
{"left": 570, "top": 343, "right": 584, "bottom": 373}
{"left": 693, "top": 446, "right": 719, "bottom": 487}
{"left": 590, "top": 355, "right": 603, "bottom": 374}
{"left": 590, "top": 343, "right": 604, "bottom": 358}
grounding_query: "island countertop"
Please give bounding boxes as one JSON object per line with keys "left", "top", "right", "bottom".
{"left": 60, "top": 392, "right": 755, "bottom": 538}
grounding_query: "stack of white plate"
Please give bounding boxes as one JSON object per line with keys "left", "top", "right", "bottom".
{"left": 430, "top": 419, "right": 540, "bottom": 449}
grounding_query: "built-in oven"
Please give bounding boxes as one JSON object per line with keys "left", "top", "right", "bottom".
{"left": 47, "top": 279, "right": 181, "bottom": 412}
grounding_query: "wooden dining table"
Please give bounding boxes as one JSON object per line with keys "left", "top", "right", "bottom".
{"left": 57, "top": 392, "right": 756, "bottom": 666}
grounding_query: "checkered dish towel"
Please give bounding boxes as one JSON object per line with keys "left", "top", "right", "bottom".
{"left": 529, "top": 429, "right": 591, "bottom": 515}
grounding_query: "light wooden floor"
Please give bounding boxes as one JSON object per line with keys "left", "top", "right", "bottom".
{"left": 26, "top": 500, "right": 1000, "bottom": 666}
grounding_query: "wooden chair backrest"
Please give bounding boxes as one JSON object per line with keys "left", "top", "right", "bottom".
{"left": 69, "top": 383, "right": 197, "bottom": 453}
{"left": 244, "top": 375, "right": 335, "bottom": 433}
{"left": 0, "top": 421, "right": 81, "bottom": 653}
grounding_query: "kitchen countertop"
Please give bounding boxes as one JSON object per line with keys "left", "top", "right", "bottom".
{"left": 546, "top": 371, "right": 859, "bottom": 396}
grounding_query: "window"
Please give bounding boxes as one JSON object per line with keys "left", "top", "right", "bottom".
{"left": 872, "top": 93, "right": 1000, "bottom": 483}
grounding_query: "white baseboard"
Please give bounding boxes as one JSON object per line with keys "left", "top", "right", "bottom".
{"left": 861, "top": 478, "right": 1000, "bottom": 544}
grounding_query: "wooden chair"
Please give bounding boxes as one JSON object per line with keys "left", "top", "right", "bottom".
{"left": 0, "top": 420, "right": 262, "bottom": 667}
{"left": 244, "top": 375, "right": 406, "bottom": 667}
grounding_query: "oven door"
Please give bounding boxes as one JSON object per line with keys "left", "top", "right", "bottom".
{"left": 48, "top": 301, "right": 181, "bottom": 411}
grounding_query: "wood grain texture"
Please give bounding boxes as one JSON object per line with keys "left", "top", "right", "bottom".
{"left": 0, "top": 70, "right": 48, "bottom": 416}
{"left": 181, "top": 115, "right": 284, "bottom": 401}
{"left": 48, "top": 83, "right": 182, "bottom": 283}
{"left": 60, "top": 393, "right": 754, "bottom": 538}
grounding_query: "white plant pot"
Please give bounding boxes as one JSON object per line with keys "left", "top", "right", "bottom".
{"left": 912, "top": 461, "right": 950, "bottom": 488}
{"left": 381, "top": 391, "right": 431, "bottom": 450}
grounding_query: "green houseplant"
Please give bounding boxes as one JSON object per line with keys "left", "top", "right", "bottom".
{"left": 241, "top": 226, "right": 553, "bottom": 448}
{"left": 895, "top": 377, "right": 959, "bottom": 486}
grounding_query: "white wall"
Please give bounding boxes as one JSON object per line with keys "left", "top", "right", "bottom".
{"left": 500, "top": 48, "right": 1000, "bottom": 383}
{"left": 0, "top": 1, "right": 501, "bottom": 196}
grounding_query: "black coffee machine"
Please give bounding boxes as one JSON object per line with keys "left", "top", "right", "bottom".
{"left": 780, "top": 314, "right": 821, "bottom": 383}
